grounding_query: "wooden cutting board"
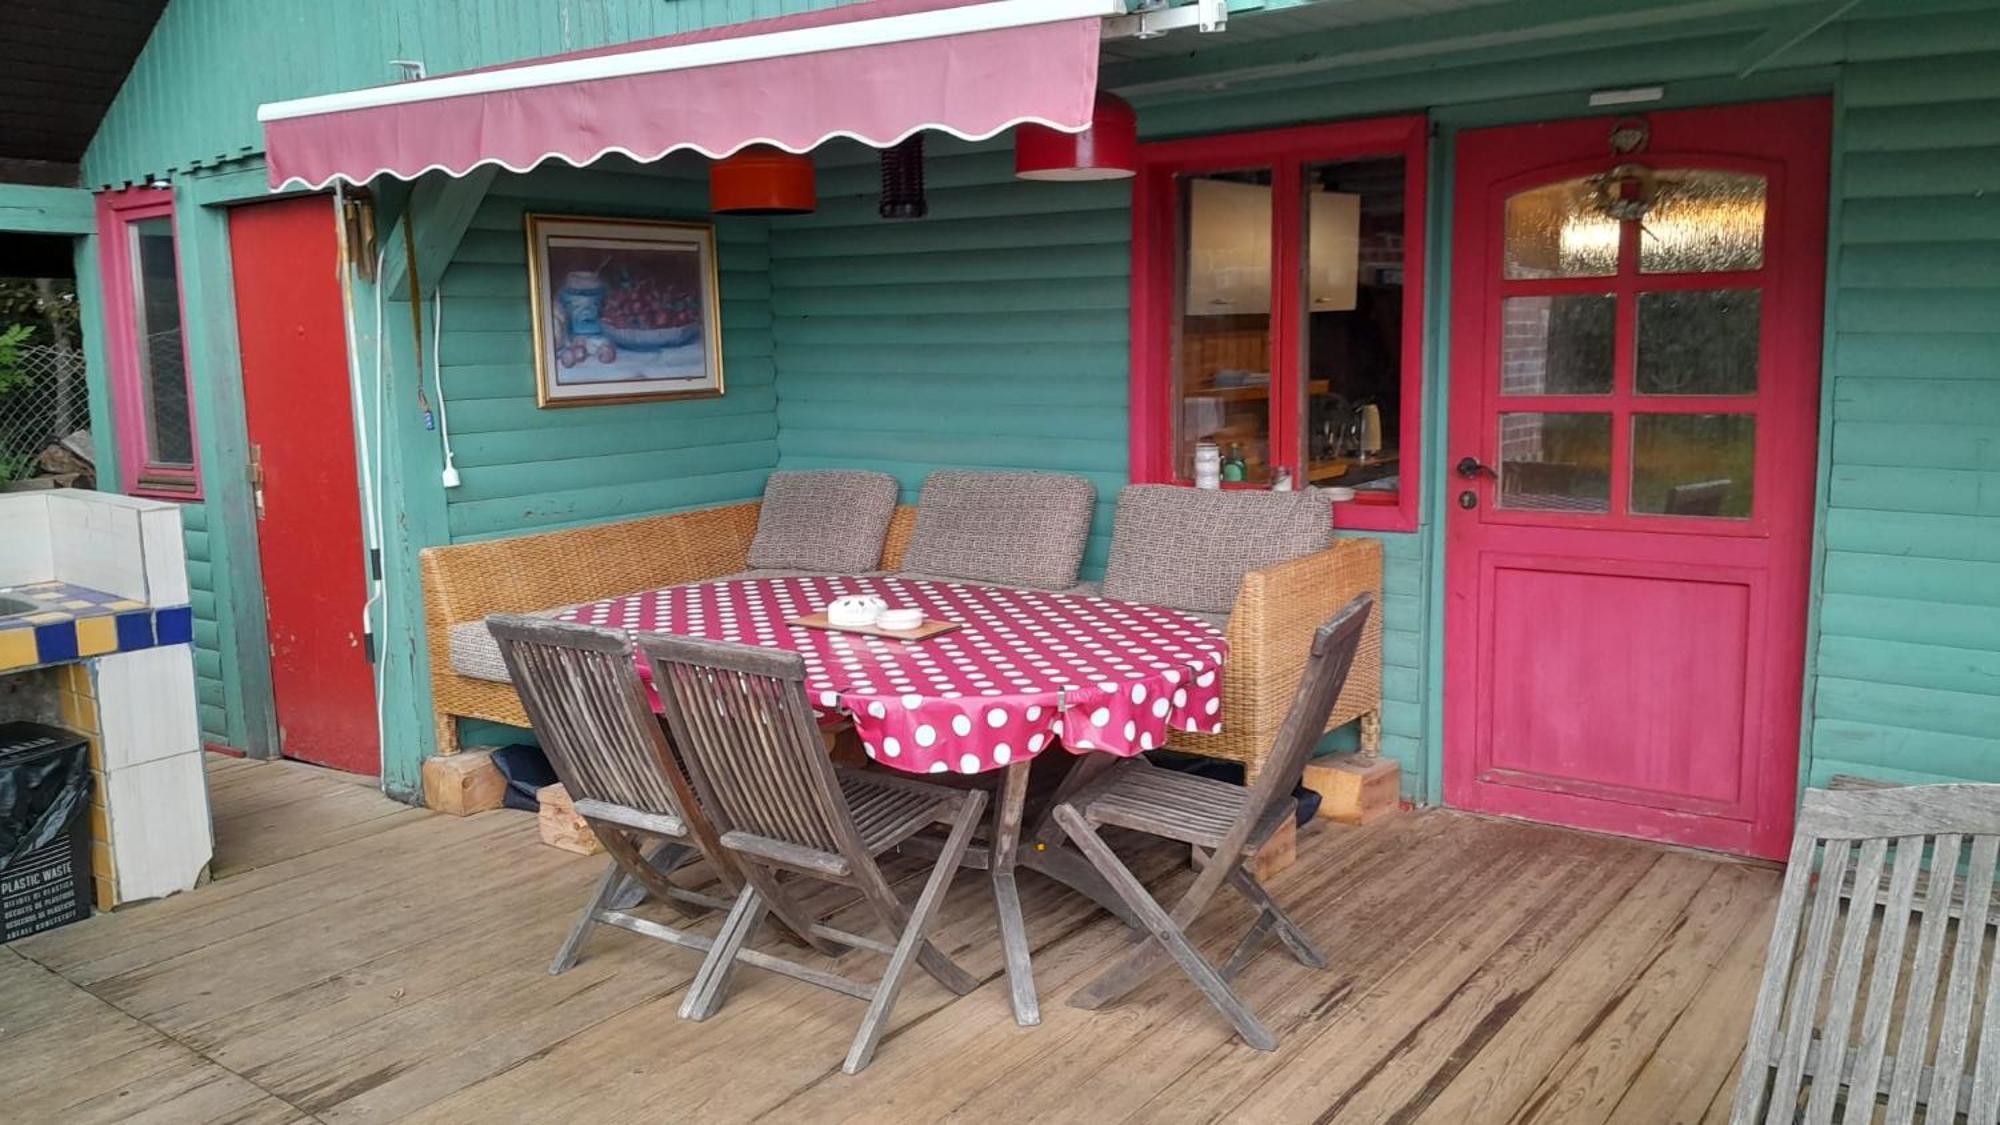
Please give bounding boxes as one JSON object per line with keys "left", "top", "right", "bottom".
{"left": 787, "top": 612, "right": 961, "bottom": 641}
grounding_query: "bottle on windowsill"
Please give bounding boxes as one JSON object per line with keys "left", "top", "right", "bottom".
{"left": 1222, "top": 443, "right": 1247, "bottom": 483}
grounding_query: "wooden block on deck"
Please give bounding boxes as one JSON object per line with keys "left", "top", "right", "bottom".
{"left": 1303, "top": 755, "right": 1401, "bottom": 826}
{"left": 1251, "top": 816, "right": 1296, "bottom": 880}
{"left": 537, "top": 783, "right": 604, "bottom": 856}
{"left": 421, "top": 749, "right": 507, "bottom": 816}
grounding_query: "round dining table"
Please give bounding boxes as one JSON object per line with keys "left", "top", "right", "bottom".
{"left": 559, "top": 574, "right": 1230, "bottom": 1025}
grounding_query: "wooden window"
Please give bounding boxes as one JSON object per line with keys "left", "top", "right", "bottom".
{"left": 1131, "top": 115, "right": 1426, "bottom": 531}
{"left": 99, "top": 188, "right": 200, "bottom": 499}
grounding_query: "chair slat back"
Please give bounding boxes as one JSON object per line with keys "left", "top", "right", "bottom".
{"left": 1222, "top": 593, "right": 1372, "bottom": 858}
{"left": 638, "top": 633, "right": 860, "bottom": 861}
{"left": 1731, "top": 784, "right": 2000, "bottom": 1125}
{"left": 487, "top": 615, "right": 697, "bottom": 822}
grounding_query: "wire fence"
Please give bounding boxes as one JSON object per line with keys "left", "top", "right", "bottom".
{"left": 0, "top": 343, "right": 92, "bottom": 483}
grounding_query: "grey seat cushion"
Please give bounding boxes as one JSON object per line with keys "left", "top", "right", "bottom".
{"left": 448, "top": 608, "right": 566, "bottom": 684}
{"left": 897, "top": 470, "right": 1097, "bottom": 591}
{"left": 749, "top": 470, "right": 900, "bottom": 573}
{"left": 1101, "top": 485, "right": 1335, "bottom": 615}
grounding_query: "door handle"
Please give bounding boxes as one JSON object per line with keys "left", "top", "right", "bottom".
{"left": 1455, "top": 456, "right": 1495, "bottom": 480}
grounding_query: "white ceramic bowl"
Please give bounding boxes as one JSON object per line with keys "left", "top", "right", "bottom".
{"left": 875, "top": 607, "right": 924, "bottom": 631}
{"left": 827, "top": 595, "right": 887, "bottom": 628}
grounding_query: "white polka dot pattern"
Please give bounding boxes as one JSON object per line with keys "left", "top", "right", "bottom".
{"left": 556, "top": 576, "right": 1229, "bottom": 777}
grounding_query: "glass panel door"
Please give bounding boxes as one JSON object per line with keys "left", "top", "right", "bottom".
{"left": 1495, "top": 164, "right": 1770, "bottom": 524}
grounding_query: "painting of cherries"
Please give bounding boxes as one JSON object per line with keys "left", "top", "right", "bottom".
{"left": 531, "top": 215, "right": 724, "bottom": 406}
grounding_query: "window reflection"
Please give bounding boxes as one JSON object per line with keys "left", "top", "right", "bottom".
{"left": 1305, "top": 156, "right": 1406, "bottom": 493}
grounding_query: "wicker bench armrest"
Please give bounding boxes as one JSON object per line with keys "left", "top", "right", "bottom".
{"left": 1224, "top": 536, "right": 1384, "bottom": 747}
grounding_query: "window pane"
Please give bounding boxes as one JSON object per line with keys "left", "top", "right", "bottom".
{"left": 1638, "top": 170, "right": 1766, "bottom": 274}
{"left": 131, "top": 217, "right": 193, "bottom": 468}
{"left": 1498, "top": 412, "right": 1611, "bottom": 512}
{"left": 1632, "top": 414, "right": 1755, "bottom": 518}
{"left": 1637, "top": 289, "right": 1760, "bottom": 395}
{"left": 1500, "top": 294, "right": 1615, "bottom": 395}
{"left": 1176, "top": 171, "right": 1274, "bottom": 483}
{"left": 1304, "top": 156, "right": 1404, "bottom": 491}
{"left": 1504, "top": 177, "right": 1619, "bottom": 279}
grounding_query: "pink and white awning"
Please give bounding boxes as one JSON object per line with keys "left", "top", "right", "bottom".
{"left": 257, "top": 0, "right": 1119, "bottom": 190}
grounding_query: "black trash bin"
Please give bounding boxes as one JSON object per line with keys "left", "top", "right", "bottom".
{"left": 0, "top": 721, "right": 94, "bottom": 943}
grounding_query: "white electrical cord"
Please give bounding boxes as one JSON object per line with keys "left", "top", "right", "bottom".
{"left": 432, "top": 285, "right": 460, "bottom": 488}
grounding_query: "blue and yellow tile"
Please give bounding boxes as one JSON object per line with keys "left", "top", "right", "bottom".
{"left": 75, "top": 616, "right": 117, "bottom": 657}
{"left": 0, "top": 627, "right": 35, "bottom": 670}
{"left": 33, "top": 620, "right": 78, "bottom": 663}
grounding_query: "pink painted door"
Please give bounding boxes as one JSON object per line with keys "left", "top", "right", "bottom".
{"left": 1443, "top": 100, "right": 1829, "bottom": 859}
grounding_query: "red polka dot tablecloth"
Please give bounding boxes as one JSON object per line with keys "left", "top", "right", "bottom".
{"left": 557, "top": 576, "right": 1228, "bottom": 777}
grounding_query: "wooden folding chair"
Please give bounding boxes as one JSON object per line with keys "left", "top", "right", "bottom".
{"left": 638, "top": 632, "right": 988, "bottom": 1075}
{"left": 1051, "top": 592, "right": 1373, "bottom": 1050}
{"left": 1731, "top": 784, "right": 2000, "bottom": 1124}
{"left": 488, "top": 615, "right": 744, "bottom": 975}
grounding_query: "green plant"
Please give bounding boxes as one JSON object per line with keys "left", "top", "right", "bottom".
{"left": 0, "top": 324, "right": 32, "bottom": 395}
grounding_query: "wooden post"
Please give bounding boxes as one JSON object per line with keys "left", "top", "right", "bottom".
{"left": 1304, "top": 754, "right": 1401, "bottom": 826}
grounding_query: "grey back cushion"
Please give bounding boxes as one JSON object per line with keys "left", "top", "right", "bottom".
{"left": 1102, "top": 485, "right": 1335, "bottom": 614}
{"left": 748, "top": 470, "right": 900, "bottom": 573}
{"left": 898, "top": 470, "right": 1097, "bottom": 590}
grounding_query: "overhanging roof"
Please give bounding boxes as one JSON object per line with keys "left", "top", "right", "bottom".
{"left": 0, "top": 0, "right": 168, "bottom": 179}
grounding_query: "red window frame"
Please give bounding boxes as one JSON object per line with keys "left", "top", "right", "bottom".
{"left": 99, "top": 187, "right": 201, "bottom": 499}
{"left": 1129, "top": 114, "right": 1427, "bottom": 531}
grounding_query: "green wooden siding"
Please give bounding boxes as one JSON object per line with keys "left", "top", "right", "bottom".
{"left": 1806, "top": 18, "right": 2000, "bottom": 788}
{"left": 180, "top": 500, "right": 231, "bottom": 745}
{"left": 81, "top": 0, "right": 874, "bottom": 189}
{"left": 435, "top": 158, "right": 777, "bottom": 541}
{"left": 770, "top": 138, "right": 1130, "bottom": 574}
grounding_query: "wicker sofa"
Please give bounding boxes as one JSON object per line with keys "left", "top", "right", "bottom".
{"left": 419, "top": 496, "right": 1381, "bottom": 779}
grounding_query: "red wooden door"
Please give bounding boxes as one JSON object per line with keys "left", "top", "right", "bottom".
{"left": 229, "top": 196, "right": 379, "bottom": 774}
{"left": 1443, "top": 100, "right": 1828, "bottom": 859}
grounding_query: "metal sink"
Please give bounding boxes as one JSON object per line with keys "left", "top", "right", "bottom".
{"left": 0, "top": 594, "right": 41, "bottom": 617}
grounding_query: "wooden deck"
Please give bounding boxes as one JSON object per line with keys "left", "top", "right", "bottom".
{"left": 2, "top": 753, "right": 1782, "bottom": 1123}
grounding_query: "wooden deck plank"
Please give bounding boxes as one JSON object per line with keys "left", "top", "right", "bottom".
{"left": 1406, "top": 855, "right": 1768, "bottom": 1123}
{"left": 1150, "top": 828, "right": 1683, "bottom": 1124}
{"left": 0, "top": 754, "right": 1791, "bottom": 1124}
{"left": 1608, "top": 880, "right": 1781, "bottom": 1124}
{"left": 1508, "top": 863, "right": 1778, "bottom": 1125}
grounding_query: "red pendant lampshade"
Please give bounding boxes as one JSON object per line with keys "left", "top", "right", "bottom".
{"left": 710, "top": 145, "right": 816, "bottom": 214}
{"left": 1015, "top": 92, "right": 1138, "bottom": 181}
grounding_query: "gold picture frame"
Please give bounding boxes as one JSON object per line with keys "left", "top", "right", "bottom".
{"left": 524, "top": 214, "right": 725, "bottom": 407}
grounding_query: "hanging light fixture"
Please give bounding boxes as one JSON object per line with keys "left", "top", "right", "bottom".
{"left": 710, "top": 145, "right": 816, "bottom": 214}
{"left": 1014, "top": 92, "right": 1139, "bottom": 181}
{"left": 878, "top": 135, "right": 927, "bottom": 220}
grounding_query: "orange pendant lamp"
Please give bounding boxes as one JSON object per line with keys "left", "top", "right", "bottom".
{"left": 1015, "top": 92, "right": 1139, "bottom": 181}
{"left": 710, "top": 145, "right": 816, "bottom": 214}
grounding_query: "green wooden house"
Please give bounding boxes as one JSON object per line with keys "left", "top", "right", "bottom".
{"left": 9, "top": 0, "right": 1997, "bottom": 859}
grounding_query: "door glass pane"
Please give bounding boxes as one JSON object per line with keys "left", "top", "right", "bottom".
{"left": 1176, "top": 170, "right": 1273, "bottom": 482}
{"left": 1631, "top": 414, "right": 1755, "bottom": 517}
{"left": 130, "top": 217, "right": 193, "bottom": 468}
{"left": 1503, "top": 177, "right": 1619, "bottom": 279}
{"left": 1637, "top": 289, "right": 1760, "bottom": 395}
{"left": 1501, "top": 294, "right": 1615, "bottom": 395}
{"left": 1304, "top": 156, "right": 1405, "bottom": 490}
{"left": 1498, "top": 412, "right": 1612, "bottom": 512}
{"left": 1638, "top": 170, "right": 1766, "bottom": 274}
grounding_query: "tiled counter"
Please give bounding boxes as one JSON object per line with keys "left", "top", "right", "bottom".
{"left": 0, "top": 490, "right": 209, "bottom": 910}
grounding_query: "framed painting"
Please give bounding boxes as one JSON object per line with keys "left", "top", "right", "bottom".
{"left": 525, "top": 214, "right": 724, "bottom": 407}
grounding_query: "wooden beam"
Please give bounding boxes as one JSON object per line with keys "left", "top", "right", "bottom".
{"left": 0, "top": 184, "right": 94, "bottom": 235}
{"left": 378, "top": 167, "right": 499, "bottom": 301}
{"left": 1735, "top": 0, "right": 1864, "bottom": 76}
{"left": 1102, "top": 0, "right": 1809, "bottom": 97}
